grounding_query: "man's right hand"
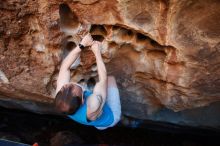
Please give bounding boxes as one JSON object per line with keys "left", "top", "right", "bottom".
{"left": 80, "top": 33, "right": 93, "bottom": 47}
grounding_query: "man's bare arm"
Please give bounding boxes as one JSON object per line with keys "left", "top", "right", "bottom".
{"left": 92, "top": 41, "right": 107, "bottom": 99}
{"left": 55, "top": 46, "right": 81, "bottom": 96}
{"left": 87, "top": 41, "right": 107, "bottom": 120}
{"left": 55, "top": 34, "right": 93, "bottom": 96}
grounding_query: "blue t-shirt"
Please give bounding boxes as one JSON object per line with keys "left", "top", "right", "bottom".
{"left": 68, "top": 90, "right": 114, "bottom": 127}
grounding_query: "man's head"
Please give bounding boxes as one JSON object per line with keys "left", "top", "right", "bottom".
{"left": 55, "top": 83, "right": 83, "bottom": 115}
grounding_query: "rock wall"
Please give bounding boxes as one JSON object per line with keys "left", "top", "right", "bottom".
{"left": 0, "top": 0, "right": 220, "bottom": 126}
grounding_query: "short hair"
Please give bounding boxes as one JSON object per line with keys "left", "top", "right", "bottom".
{"left": 55, "top": 84, "right": 82, "bottom": 115}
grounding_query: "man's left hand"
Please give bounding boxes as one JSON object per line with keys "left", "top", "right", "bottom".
{"left": 80, "top": 33, "right": 93, "bottom": 47}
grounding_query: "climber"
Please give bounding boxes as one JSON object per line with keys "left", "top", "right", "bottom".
{"left": 54, "top": 33, "right": 121, "bottom": 130}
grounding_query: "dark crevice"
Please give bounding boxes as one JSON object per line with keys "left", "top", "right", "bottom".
{"left": 136, "top": 33, "right": 148, "bottom": 41}
{"left": 150, "top": 39, "right": 158, "bottom": 46}
{"left": 90, "top": 25, "right": 107, "bottom": 36}
{"left": 78, "top": 79, "right": 85, "bottom": 82}
{"left": 112, "top": 25, "right": 121, "bottom": 31}
{"left": 127, "top": 30, "right": 134, "bottom": 36}
{"left": 91, "top": 35, "right": 105, "bottom": 42}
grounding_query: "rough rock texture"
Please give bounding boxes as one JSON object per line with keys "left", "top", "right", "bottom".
{"left": 0, "top": 0, "right": 220, "bottom": 127}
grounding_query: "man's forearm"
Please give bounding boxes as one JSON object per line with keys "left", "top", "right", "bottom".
{"left": 94, "top": 51, "right": 107, "bottom": 82}
{"left": 60, "top": 46, "right": 81, "bottom": 70}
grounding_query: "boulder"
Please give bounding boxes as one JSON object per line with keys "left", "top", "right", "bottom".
{"left": 0, "top": 0, "right": 220, "bottom": 127}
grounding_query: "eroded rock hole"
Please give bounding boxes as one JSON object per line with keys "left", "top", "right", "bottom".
{"left": 127, "top": 30, "right": 134, "bottom": 36}
{"left": 62, "top": 40, "right": 77, "bottom": 59}
{"left": 59, "top": 3, "right": 79, "bottom": 34}
{"left": 120, "top": 28, "right": 134, "bottom": 37}
{"left": 118, "top": 28, "right": 135, "bottom": 41}
{"left": 136, "top": 33, "right": 148, "bottom": 41}
{"left": 90, "top": 25, "right": 107, "bottom": 36}
{"left": 66, "top": 42, "right": 76, "bottom": 51}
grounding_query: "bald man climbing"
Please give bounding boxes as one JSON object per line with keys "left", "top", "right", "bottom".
{"left": 54, "top": 34, "right": 121, "bottom": 130}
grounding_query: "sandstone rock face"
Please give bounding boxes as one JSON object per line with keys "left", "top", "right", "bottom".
{"left": 0, "top": 0, "right": 220, "bottom": 127}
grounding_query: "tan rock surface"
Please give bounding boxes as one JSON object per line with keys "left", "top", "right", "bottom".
{"left": 0, "top": 0, "right": 220, "bottom": 121}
